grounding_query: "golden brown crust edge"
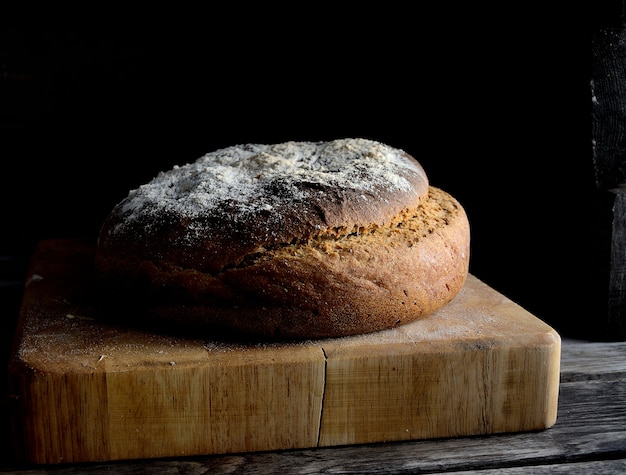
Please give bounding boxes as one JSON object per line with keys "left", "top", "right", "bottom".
{"left": 93, "top": 186, "right": 470, "bottom": 340}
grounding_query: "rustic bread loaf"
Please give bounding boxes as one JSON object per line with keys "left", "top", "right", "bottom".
{"left": 93, "top": 138, "right": 470, "bottom": 340}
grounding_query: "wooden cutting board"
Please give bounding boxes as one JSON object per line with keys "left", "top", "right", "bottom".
{"left": 8, "top": 239, "right": 561, "bottom": 464}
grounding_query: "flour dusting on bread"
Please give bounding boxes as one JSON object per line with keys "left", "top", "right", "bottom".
{"left": 113, "top": 138, "right": 427, "bottom": 234}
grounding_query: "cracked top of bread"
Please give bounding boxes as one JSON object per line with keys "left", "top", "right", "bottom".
{"left": 96, "top": 138, "right": 430, "bottom": 273}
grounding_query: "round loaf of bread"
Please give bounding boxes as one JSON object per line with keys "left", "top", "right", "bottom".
{"left": 93, "top": 138, "right": 470, "bottom": 340}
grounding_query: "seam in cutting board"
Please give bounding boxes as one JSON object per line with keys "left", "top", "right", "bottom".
{"left": 317, "top": 345, "right": 328, "bottom": 447}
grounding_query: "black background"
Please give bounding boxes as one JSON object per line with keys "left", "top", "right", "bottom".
{"left": 1, "top": 5, "right": 600, "bottom": 339}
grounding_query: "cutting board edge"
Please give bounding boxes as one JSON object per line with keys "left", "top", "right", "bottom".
{"left": 8, "top": 238, "right": 562, "bottom": 464}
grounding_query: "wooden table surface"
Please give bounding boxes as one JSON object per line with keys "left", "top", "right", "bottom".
{"left": 2, "top": 251, "right": 626, "bottom": 473}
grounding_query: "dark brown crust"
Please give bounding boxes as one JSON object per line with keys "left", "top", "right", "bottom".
{"left": 94, "top": 187, "right": 470, "bottom": 340}
{"left": 95, "top": 149, "right": 429, "bottom": 274}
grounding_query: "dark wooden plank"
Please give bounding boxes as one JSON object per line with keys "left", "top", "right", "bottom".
{"left": 609, "top": 188, "right": 626, "bottom": 338}
{"left": 5, "top": 457, "right": 626, "bottom": 475}
{"left": 560, "top": 338, "right": 626, "bottom": 381}
{"left": 447, "top": 459, "right": 626, "bottom": 474}
{"left": 591, "top": 29, "right": 626, "bottom": 189}
{"left": 589, "top": 2, "right": 626, "bottom": 342}
{"left": 591, "top": 1, "right": 626, "bottom": 189}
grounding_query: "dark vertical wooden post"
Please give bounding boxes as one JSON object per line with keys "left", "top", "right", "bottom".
{"left": 609, "top": 189, "right": 626, "bottom": 337}
{"left": 591, "top": 1, "right": 626, "bottom": 340}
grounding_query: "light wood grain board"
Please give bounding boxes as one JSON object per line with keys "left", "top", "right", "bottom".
{"left": 8, "top": 239, "right": 561, "bottom": 464}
